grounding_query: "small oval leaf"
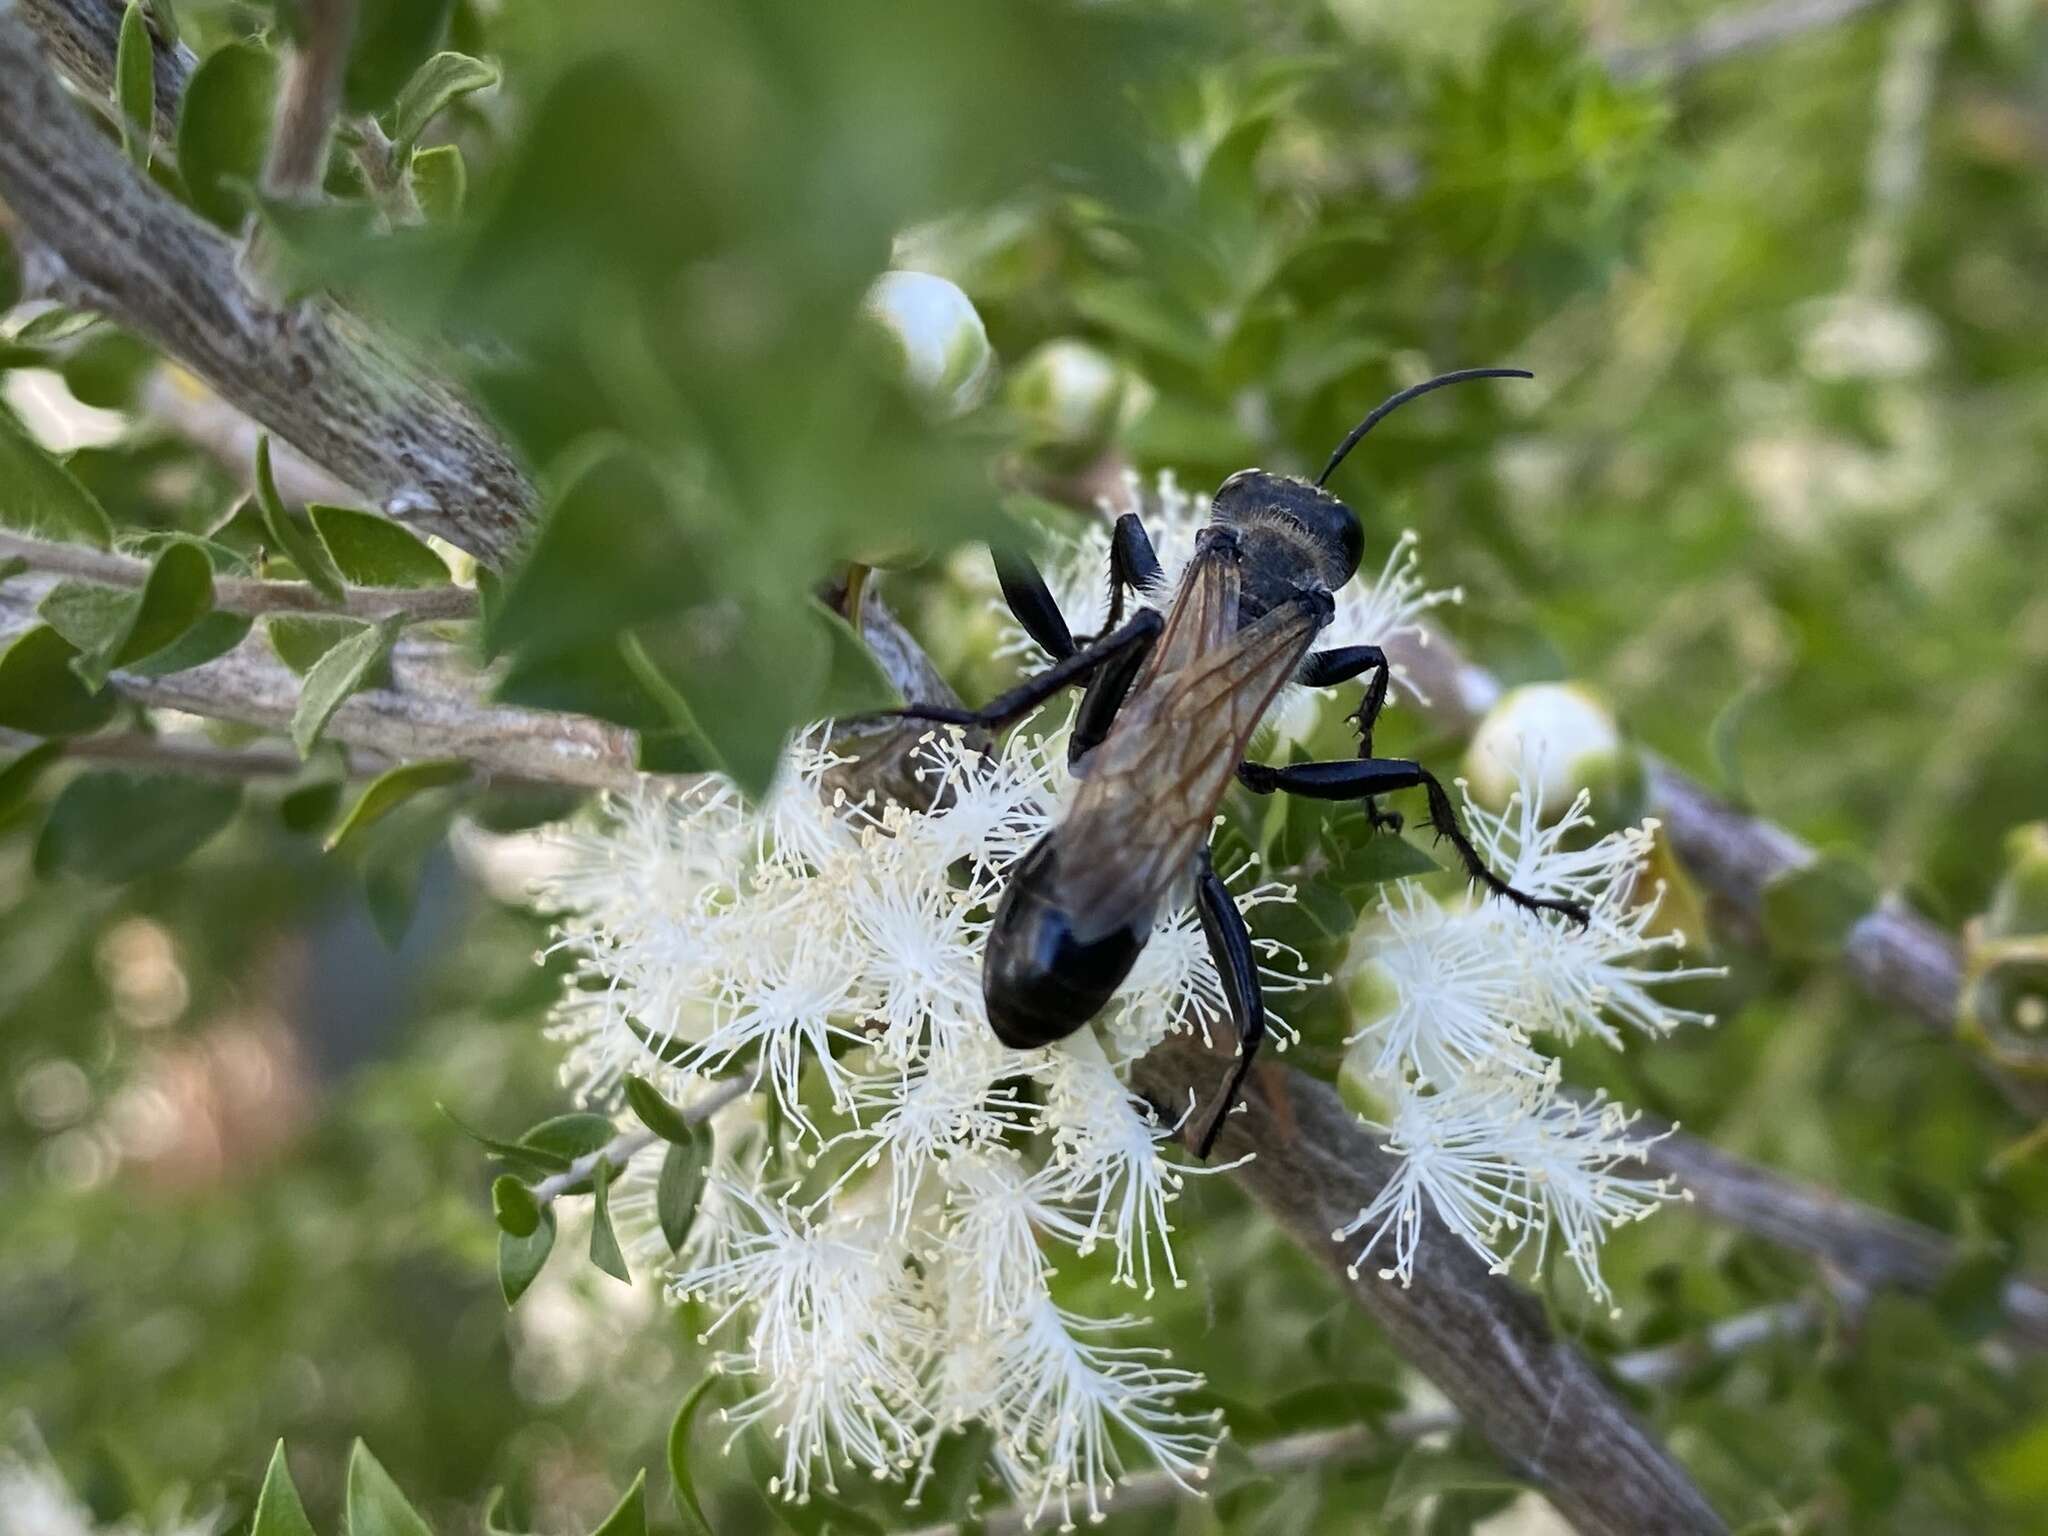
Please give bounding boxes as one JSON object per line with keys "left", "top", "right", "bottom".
{"left": 115, "top": 2, "right": 155, "bottom": 170}
{"left": 324, "top": 758, "right": 471, "bottom": 852}
{"left": 291, "top": 616, "right": 401, "bottom": 757}
{"left": 0, "top": 407, "right": 116, "bottom": 547}
{"left": 491, "top": 1174, "right": 540, "bottom": 1238}
{"left": 256, "top": 439, "right": 345, "bottom": 602}
{"left": 176, "top": 41, "right": 277, "bottom": 230}
{"left": 589, "top": 1156, "right": 630, "bottom": 1283}
{"left": 498, "top": 1203, "right": 556, "bottom": 1306}
{"left": 32, "top": 770, "right": 241, "bottom": 883}
{"left": 657, "top": 1131, "right": 709, "bottom": 1255}
{"left": 666, "top": 1375, "right": 720, "bottom": 1536}
{"left": 308, "top": 504, "right": 451, "bottom": 589}
{"left": 392, "top": 51, "right": 499, "bottom": 151}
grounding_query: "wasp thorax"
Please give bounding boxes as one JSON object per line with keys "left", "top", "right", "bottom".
{"left": 1210, "top": 468, "right": 1364, "bottom": 615}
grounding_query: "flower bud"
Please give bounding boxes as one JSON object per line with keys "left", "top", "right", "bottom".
{"left": 1005, "top": 339, "right": 1130, "bottom": 460}
{"left": 862, "top": 270, "right": 993, "bottom": 418}
{"left": 1464, "top": 682, "right": 1638, "bottom": 819}
{"left": 1968, "top": 823, "right": 2048, "bottom": 1052}
{"left": 1987, "top": 823, "right": 2048, "bottom": 942}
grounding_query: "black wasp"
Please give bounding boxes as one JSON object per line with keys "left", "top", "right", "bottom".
{"left": 901, "top": 369, "right": 1588, "bottom": 1157}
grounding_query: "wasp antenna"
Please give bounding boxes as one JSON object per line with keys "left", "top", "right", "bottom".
{"left": 1315, "top": 367, "right": 1533, "bottom": 488}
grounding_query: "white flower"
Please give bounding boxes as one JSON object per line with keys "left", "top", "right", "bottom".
{"left": 1337, "top": 755, "right": 1713, "bottom": 1306}
{"left": 1464, "top": 682, "right": 1629, "bottom": 814}
{"left": 537, "top": 721, "right": 1261, "bottom": 1515}
{"left": 674, "top": 1182, "right": 932, "bottom": 1502}
{"left": 985, "top": 1297, "right": 1221, "bottom": 1532}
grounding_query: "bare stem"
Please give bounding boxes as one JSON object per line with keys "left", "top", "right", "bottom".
{"left": 0, "top": 724, "right": 398, "bottom": 779}
{"left": 0, "top": 530, "right": 480, "bottom": 622}
{"left": 528, "top": 1076, "right": 751, "bottom": 1205}
{"left": 261, "top": 0, "right": 355, "bottom": 201}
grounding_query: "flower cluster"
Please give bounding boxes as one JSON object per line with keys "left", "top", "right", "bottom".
{"left": 533, "top": 500, "right": 1708, "bottom": 1517}
{"left": 1338, "top": 772, "right": 1719, "bottom": 1307}
{"left": 537, "top": 726, "right": 1298, "bottom": 1526}
{"left": 1002, "top": 467, "right": 1461, "bottom": 747}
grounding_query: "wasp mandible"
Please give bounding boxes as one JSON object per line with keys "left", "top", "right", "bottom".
{"left": 901, "top": 369, "right": 1588, "bottom": 1156}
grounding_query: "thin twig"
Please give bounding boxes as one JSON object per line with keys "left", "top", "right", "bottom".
{"left": 1, "top": 571, "right": 635, "bottom": 790}
{"left": 529, "top": 1077, "right": 751, "bottom": 1205}
{"left": 1603, "top": 0, "right": 1902, "bottom": 83}
{"left": 0, "top": 530, "right": 480, "bottom": 621}
{"left": 261, "top": 0, "right": 354, "bottom": 201}
{"left": 0, "top": 724, "right": 399, "bottom": 779}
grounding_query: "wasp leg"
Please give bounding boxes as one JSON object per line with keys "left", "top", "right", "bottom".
{"left": 1068, "top": 617, "right": 1160, "bottom": 764}
{"left": 1236, "top": 755, "right": 1590, "bottom": 925}
{"left": 1099, "top": 513, "right": 1164, "bottom": 635}
{"left": 1298, "top": 644, "right": 1398, "bottom": 833}
{"left": 1191, "top": 848, "right": 1264, "bottom": 1159}
{"left": 994, "top": 548, "right": 1077, "bottom": 661}
{"left": 897, "top": 609, "right": 1164, "bottom": 733}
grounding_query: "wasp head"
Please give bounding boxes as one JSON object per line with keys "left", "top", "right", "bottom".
{"left": 1211, "top": 469, "right": 1364, "bottom": 612}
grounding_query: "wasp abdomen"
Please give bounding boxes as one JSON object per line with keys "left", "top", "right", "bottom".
{"left": 983, "top": 832, "right": 1147, "bottom": 1049}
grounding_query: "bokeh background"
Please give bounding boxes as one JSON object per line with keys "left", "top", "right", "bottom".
{"left": 4, "top": 0, "right": 2047, "bottom": 1531}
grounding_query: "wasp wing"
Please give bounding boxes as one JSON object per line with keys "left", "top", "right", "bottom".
{"left": 1052, "top": 593, "right": 1324, "bottom": 941}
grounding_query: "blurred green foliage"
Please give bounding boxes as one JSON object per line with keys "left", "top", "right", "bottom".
{"left": 4, "top": 0, "right": 2048, "bottom": 1531}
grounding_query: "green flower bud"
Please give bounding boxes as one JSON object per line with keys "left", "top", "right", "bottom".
{"left": 1464, "top": 682, "right": 1640, "bottom": 819}
{"left": 1005, "top": 339, "right": 1129, "bottom": 459}
{"left": 862, "top": 270, "right": 993, "bottom": 419}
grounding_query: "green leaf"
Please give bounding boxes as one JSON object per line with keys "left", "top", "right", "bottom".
{"left": 308, "top": 504, "right": 450, "bottom": 588}
{"left": 40, "top": 540, "right": 215, "bottom": 690}
{"left": 250, "top": 1442, "right": 317, "bottom": 1536}
{"left": 589, "top": 1157, "right": 631, "bottom": 1283}
{"left": 810, "top": 604, "right": 901, "bottom": 718}
{"left": 0, "top": 407, "right": 115, "bottom": 547}
{"left": 624, "top": 1075, "right": 695, "bottom": 1143}
{"left": 266, "top": 616, "right": 362, "bottom": 675}
{"left": 345, "top": 1441, "right": 433, "bottom": 1536}
{"left": 13, "top": 308, "right": 101, "bottom": 346}
{"left": 345, "top": 0, "right": 455, "bottom": 113}
{"left": 521, "top": 1112, "right": 616, "bottom": 1163}
{"left": 486, "top": 444, "right": 706, "bottom": 661}
{"left": 257, "top": 439, "right": 346, "bottom": 602}
{"left": 657, "top": 1131, "right": 710, "bottom": 1254}
{"left": 176, "top": 41, "right": 276, "bottom": 230}
{"left": 279, "top": 777, "right": 343, "bottom": 834}
{"left": 125, "top": 611, "right": 253, "bottom": 677}
{"left": 0, "top": 737, "right": 63, "bottom": 825}
{"left": 33, "top": 771, "right": 241, "bottom": 882}
{"left": 392, "top": 51, "right": 499, "bottom": 151}
{"left": 588, "top": 1472, "right": 647, "bottom": 1536}
{"left": 1708, "top": 679, "right": 1767, "bottom": 808}
{"left": 666, "top": 1375, "right": 721, "bottom": 1536}
{"left": 1332, "top": 830, "right": 1443, "bottom": 890}
{"left": 410, "top": 142, "right": 467, "bottom": 222}
{"left": 324, "top": 758, "right": 471, "bottom": 852}
{"left": 481, "top": 1489, "right": 536, "bottom": 1536}
{"left": 115, "top": 2, "right": 155, "bottom": 171}
{"left": 0, "top": 627, "right": 119, "bottom": 736}
{"left": 498, "top": 1203, "right": 555, "bottom": 1305}
{"left": 1760, "top": 852, "right": 1879, "bottom": 960}
{"left": 437, "top": 1103, "right": 574, "bottom": 1175}
{"left": 491, "top": 1174, "right": 540, "bottom": 1238}
{"left": 291, "top": 616, "right": 402, "bottom": 757}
